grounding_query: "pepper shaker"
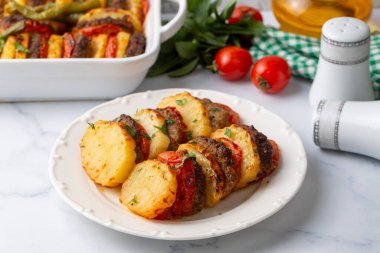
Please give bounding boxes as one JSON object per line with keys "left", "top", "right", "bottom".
{"left": 309, "top": 17, "right": 374, "bottom": 107}
{"left": 313, "top": 100, "right": 380, "bottom": 160}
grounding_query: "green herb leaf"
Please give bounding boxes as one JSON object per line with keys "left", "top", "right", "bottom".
{"left": 194, "top": 0, "right": 211, "bottom": 24}
{"left": 154, "top": 125, "right": 168, "bottom": 135}
{"left": 0, "top": 38, "right": 5, "bottom": 53}
{"left": 225, "top": 128, "right": 231, "bottom": 138}
{"left": 186, "top": 131, "right": 193, "bottom": 141}
{"left": 129, "top": 195, "right": 138, "bottom": 206}
{"left": 175, "top": 40, "right": 199, "bottom": 59}
{"left": 165, "top": 119, "right": 175, "bottom": 125}
{"left": 173, "top": 152, "right": 195, "bottom": 169}
{"left": 220, "top": 0, "right": 237, "bottom": 20}
{"left": 124, "top": 125, "right": 136, "bottom": 137}
{"left": 143, "top": 132, "right": 151, "bottom": 140}
{"left": 176, "top": 99, "right": 187, "bottom": 105}
{"left": 88, "top": 123, "right": 95, "bottom": 129}
{"left": 147, "top": 54, "right": 183, "bottom": 77}
{"left": 169, "top": 57, "right": 200, "bottom": 78}
{"left": 14, "top": 41, "right": 30, "bottom": 53}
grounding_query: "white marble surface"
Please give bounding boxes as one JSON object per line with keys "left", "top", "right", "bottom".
{"left": 1, "top": 12, "right": 380, "bottom": 253}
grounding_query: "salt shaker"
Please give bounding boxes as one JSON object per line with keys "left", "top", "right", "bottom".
{"left": 312, "top": 100, "right": 380, "bottom": 160}
{"left": 309, "top": 17, "right": 374, "bottom": 107}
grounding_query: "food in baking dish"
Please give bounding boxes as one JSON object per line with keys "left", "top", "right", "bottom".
{"left": 0, "top": 0, "right": 148, "bottom": 58}
{"left": 80, "top": 92, "right": 280, "bottom": 219}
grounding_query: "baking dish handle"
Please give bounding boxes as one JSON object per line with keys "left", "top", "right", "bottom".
{"left": 160, "top": 0, "right": 187, "bottom": 43}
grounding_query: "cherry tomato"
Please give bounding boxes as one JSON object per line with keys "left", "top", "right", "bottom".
{"left": 227, "top": 6, "right": 263, "bottom": 24}
{"left": 251, "top": 56, "right": 291, "bottom": 94}
{"left": 214, "top": 46, "right": 253, "bottom": 81}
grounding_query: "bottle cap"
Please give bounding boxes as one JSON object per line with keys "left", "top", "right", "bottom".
{"left": 313, "top": 100, "right": 346, "bottom": 150}
{"left": 321, "top": 17, "right": 370, "bottom": 65}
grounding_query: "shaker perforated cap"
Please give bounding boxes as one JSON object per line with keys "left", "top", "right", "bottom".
{"left": 320, "top": 17, "right": 370, "bottom": 65}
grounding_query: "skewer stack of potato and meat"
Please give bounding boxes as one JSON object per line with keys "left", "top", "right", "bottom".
{"left": 0, "top": 0, "right": 147, "bottom": 58}
{"left": 80, "top": 92, "right": 280, "bottom": 220}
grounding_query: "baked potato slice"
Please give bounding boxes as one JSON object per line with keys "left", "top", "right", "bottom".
{"left": 133, "top": 109, "right": 170, "bottom": 159}
{"left": 116, "top": 31, "right": 130, "bottom": 58}
{"left": 211, "top": 124, "right": 261, "bottom": 189}
{"left": 1, "top": 36, "right": 16, "bottom": 59}
{"left": 15, "top": 33, "right": 29, "bottom": 59}
{"left": 120, "top": 160, "right": 177, "bottom": 219}
{"left": 90, "top": 34, "right": 108, "bottom": 58}
{"left": 47, "top": 34, "right": 63, "bottom": 58}
{"left": 158, "top": 92, "right": 212, "bottom": 138}
{"left": 80, "top": 120, "right": 136, "bottom": 187}
{"left": 178, "top": 143, "right": 224, "bottom": 207}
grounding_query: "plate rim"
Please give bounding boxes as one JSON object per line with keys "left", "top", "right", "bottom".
{"left": 49, "top": 88, "right": 308, "bottom": 240}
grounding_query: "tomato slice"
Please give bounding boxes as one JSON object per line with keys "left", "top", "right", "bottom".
{"left": 141, "top": 0, "right": 149, "bottom": 22}
{"left": 215, "top": 137, "right": 242, "bottom": 180}
{"left": 156, "top": 151, "right": 197, "bottom": 219}
{"left": 269, "top": 140, "right": 280, "bottom": 163}
{"left": 136, "top": 122, "right": 150, "bottom": 162}
{"left": 104, "top": 35, "right": 117, "bottom": 58}
{"left": 157, "top": 151, "right": 183, "bottom": 167}
{"left": 39, "top": 36, "right": 48, "bottom": 58}
{"left": 62, "top": 33, "right": 75, "bottom": 58}
{"left": 78, "top": 24, "right": 121, "bottom": 37}
{"left": 214, "top": 103, "right": 240, "bottom": 125}
{"left": 23, "top": 20, "right": 53, "bottom": 36}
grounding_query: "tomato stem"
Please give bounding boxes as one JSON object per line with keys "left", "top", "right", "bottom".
{"left": 258, "top": 75, "right": 270, "bottom": 90}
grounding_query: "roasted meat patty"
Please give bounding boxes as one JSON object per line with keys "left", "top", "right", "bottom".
{"left": 156, "top": 107, "right": 188, "bottom": 150}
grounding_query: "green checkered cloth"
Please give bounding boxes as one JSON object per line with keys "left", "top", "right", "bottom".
{"left": 250, "top": 27, "right": 380, "bottom": 99}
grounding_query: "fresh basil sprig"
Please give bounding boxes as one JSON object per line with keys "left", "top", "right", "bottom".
{"left": 148, "top": 0, "right": 264, "bottom": 78}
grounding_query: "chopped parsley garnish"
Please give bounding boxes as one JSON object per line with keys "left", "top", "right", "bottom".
{"left": 165, "top": 119, "right": 175, "bottom": 125}
{"left": 137, "top": 167, "right": 144, "bottom": 172}
{"left": 88, "top": 123, "right": 95, "bottom": 129}
{"left": 154, "top": 124, "right": 168, "bottom": 135}
{"left": 176, "top": 99, "right": 187, "bottom": 105}
{"left": 186, "top": 131, "right": 193, "bottom": 141}
{"left": 253, "top": 147, "right": 258, "bottom": 153}
{"left": 14, "top": 41, "right": 30, "bottom": 53}
{"left": 210, "top": 107, "right": 220, "bottom": 112}
{"left": 0, "top": 38, "right": 5, "bottom": 53}
{"left": 143, "top": 132, "right": 151, "bottom": 140}
{"left": 129, "top": 195, "right": 138, "bottom": 206}
{"left": 151, "top": 133, "right": 156, "bottom": 138}
{"left": 192, "top": 119, "right": 198, "bottom": 123}
{"left": 124, "top": 125, "right": 136, "bottom": 137}
{"left": 174, "top": 152, "right": 196, "bottom": 169}
{"left": 224, "top": 128, "right": 231, "bottom": 138}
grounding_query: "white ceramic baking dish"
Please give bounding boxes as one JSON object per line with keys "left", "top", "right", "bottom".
{"left": 0, "top": 0, "right": 186, "bottom": 101}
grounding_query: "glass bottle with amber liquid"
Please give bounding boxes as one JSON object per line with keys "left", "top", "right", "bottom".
{"left": 272, "top": 0, "right": 372, "bottom": 37}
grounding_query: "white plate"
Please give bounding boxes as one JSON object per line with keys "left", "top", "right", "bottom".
{"left": 49, "top": 89, "right": 307, "bottom": 240}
